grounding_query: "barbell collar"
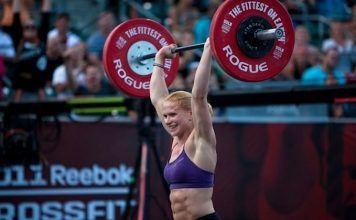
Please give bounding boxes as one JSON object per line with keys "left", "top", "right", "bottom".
{"left": 255, "top": 28, "right": 283, "bottom": 41}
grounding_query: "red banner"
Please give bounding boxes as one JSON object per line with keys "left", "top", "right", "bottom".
{"left": 1, "top": 121, "right": 355, "bottom": 220}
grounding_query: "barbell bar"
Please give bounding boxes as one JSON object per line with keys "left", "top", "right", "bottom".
{"left": 102, "top": 0, "right": 295, "bottom": 98}
{"left": 137, "top": 28, "right": 283, "bottom": 63}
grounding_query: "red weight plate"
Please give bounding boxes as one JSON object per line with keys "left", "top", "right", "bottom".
{"left": 103, "top": 18, "right": 179, "bottom": 98}
{"left": 210, "top": 0, "right": 295, "bottom": 82}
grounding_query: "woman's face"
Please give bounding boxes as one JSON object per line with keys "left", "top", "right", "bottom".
{"left": 162, "top": 101, "right": 192, "bottom": 137}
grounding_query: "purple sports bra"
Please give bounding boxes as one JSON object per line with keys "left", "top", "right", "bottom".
{"left": 163, "top": 147, "right": 214, "bottom": 189}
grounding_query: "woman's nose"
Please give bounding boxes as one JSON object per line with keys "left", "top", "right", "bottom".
{"left": 165, "top": 116, "right": 171, "bottom": 124}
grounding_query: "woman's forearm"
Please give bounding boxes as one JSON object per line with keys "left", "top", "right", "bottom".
{"left": 192, "top": 39, "right": 212, "bottom": 99}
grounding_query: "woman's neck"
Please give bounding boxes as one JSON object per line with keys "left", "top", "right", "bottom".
{"left": 174, "top": 128, "right": 193, "bottom": 147}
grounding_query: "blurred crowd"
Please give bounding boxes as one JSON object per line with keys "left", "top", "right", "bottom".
{"left": 0, "top": 0, "right": 118, "bottom": 102}
{"left": 0, "top": 0, "right": 355, "bottom": 117}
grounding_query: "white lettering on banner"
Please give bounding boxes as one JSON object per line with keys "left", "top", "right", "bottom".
{"left": 0, "top": 200, "right": 135, "bottom": 220}
{"left": 0, "top": 165, "right": 47, "bottom": 187}
{"left": 42, "top": 202, "right": 62, "bottom": 220}
{"left": 30, "top": 165, "right": 47, "bottom": 186}
{"left": 0, "top": 203, "right": 14, "bottom": 220}
{"left": 0, "top": 166, "right": 14, "bottom": 186}
{"left": 0, "top": 163, "right": 137, "bottom": 219}
{"left": 19, "top": 203, "right": 40, "bottom": 220}
{"left": 64, "top": 201, "right": 85, "bottom": 220}
{"left": 11, "top": 166, "right": 27, "bottom": 186}
{"left": 88, "top": 201, "right": 106, "bottom": 219}
{"left": 0, "top": 164, "right": 133, "bottom": 187}
{"left": 223, "top": 45, "right": 268, "bottom": 73}
{"left": 113, "top": 59, "right": 150, "bottom": 88}
{"left": 51, "top": 164, "right": 133, "bottom": 186}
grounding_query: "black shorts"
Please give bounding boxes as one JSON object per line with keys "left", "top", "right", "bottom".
{"left": 196, "top": 212, "right": 220, "bottom": 220}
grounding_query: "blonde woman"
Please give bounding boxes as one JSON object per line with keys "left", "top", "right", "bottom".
{"left": 150, "top": 38, "right": 219, "bottom": 220}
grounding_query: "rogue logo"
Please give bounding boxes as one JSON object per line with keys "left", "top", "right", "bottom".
{"left": 222, "top": 45, "right": 268, "bottom": 73}
{"left": 113, "top": 59, "right": 150, "bottom": 89}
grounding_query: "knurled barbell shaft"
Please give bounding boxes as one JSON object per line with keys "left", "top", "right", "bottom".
{"left": 137, "top": 43, "right": 205, "bottom": 62}
{"left": 137, "top": 28, "right": 282, "bottom": 62}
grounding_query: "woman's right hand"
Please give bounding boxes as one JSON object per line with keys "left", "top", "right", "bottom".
{"left": 204, "top": 37, "right": 211, "bottom": 49}
{"left": 155, "top": 44, "right": 177, "bottom": 63}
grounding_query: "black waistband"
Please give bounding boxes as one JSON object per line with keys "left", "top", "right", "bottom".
{"left": 196, "top": 212, "right": 220, "bottom": 220}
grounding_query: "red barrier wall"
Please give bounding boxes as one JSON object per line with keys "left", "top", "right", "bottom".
{"left": 1, "top": 121, "right": 355, "bottom": 220}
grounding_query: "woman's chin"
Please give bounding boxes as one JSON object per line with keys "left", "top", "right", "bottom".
{"left": 169, "top": 129, "right": 179, "bottom": 137}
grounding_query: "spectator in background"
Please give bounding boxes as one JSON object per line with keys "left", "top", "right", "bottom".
{"left": 193, "top": 0, "right": 220, "bottom": 45}
{"left": 273, "top": 58, "right": 297, "bottom": 81}
{"left": 170, "top": 30, "right": 220, "bottom": 91}
{"left": 10, "top": 0, "right": 51, "bottom": 101}
{"left": 0, "top": 56, "right": 5, "bottom": 100}
{"left": 166, "top": 0, "right": 199, "bottom": 39}
{"left": 292, "top": 25, "right": 320, "bottom": 79}
{"left": 322, "top": 20, "right": 353, "bottom": 75}
{"left": 5, "top": 0, "right": 52, "bottom": 48}
{"left": 43, "top": 34, "right": 64, "bottom": 88}
{"left": 75, "top": 63, "right": 116, "bottom": 97}
{"left": 47, "top": 12, "right": 81, "bottom": 50}
{"left": 308, "top": 45, "right": 322, "bottom": 66}
{"left": 301, "top": 45, "right": 346, "bottom": 117}
{"left": 0, "top": 0, "right": 34, "bottom": 31}
{"left": 279, "top": 0, "right": 309, "bottom": 26}
{"left": 86, "top": 11, "right": 116, "bottom": 63}
{"left": 185, "top": 60, "right": 220, "bottom": 91}
{"left": 343, "top": 17, "right": 356, "bottom": 116}
{"left": 346, "top": 19, "right": 356, "bottom": 76}
{"left": 170, "top": 30, "right": 199, "bottom": 90}
{"left": 12, "top": 19, "right": 46, "bottom": 101}
{"left": 315, "top": 0, "right": 352, "bottom": 20}
{"left": 349, "top": 0, "right": 356, "bottom": 18}
{"left": 51, "top": 43, "right": 87, "bottom": 100}
{"left": 302, "top": 45, "right": 345, "bottom": 86}
{"left": 0, "top": 27, "right": 16, "bottom": 65}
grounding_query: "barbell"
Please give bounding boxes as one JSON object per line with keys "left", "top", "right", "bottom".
{"left": 102, "top": 0, "right": 295, "bottom": 98}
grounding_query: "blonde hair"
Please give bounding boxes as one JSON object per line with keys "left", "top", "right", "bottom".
{"left": 165, "top": 91, "right": 213, "bottom": 116}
